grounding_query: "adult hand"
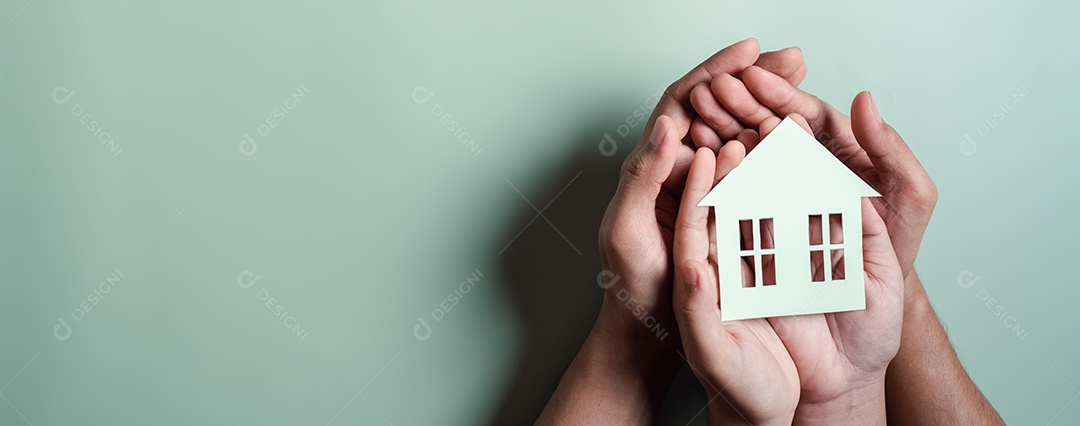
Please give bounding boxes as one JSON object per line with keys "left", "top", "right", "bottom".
{"left": 672, "top": 143, "right": 800, "bottom": 426}
{"left": 540, "top": 39, "right": 809, "bottom": 425}
{"left": 693, "top": 66, "right": 937, "bottom": 285}
{"left": 687, "top": 52, "right": 1001, "bottom": 425}
{"left": 752, "top": 116, "right": 905, "bottom": 425}
{"left": 597, "top": 38, "right": 807, "bottom": 353}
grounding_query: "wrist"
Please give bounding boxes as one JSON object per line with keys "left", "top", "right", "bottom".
{"left": 585, "top": 305, "right": 684, "bottom": 407}
{"left": 795, "top": 377, "right": 887, "bottom": 425}
{"left": 902, "top": 271, "right": 930, "bottom": 313}
{"left": 590, "top": 304, "right": 682, "bottom": 371}
{"left": 536, "top": 309, "right": 682, "bottom": 425}
{"left": 901, "top": 272, "right": 946, "bottom": 335}
{"left": 595, "top": 292, "right": 679, "bottom": 354}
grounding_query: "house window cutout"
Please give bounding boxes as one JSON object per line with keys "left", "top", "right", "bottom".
{"left": 761, "top": 254, "right": 776, "bottom": 286}
{"left": 739, "top": 218, "right": 775, "bottom": 287}
{"left": 809, "top": 214, "right": 822, "bottom": 245}
{"left": 760, "top": 218, "right": 774, "bottom": 249}
{"left": 831, "top": 249, "right": 845, "bottom": 280}
{"left": 809, "top": 213, "right": 845, "bottom": 282}
{"left": 739, "top": 219, "right": 753, "bottom": 251}
{"left": 810, "top": 249, "right": 824, "bottom": 282}
{"left": 829, "top": 213, "right": 844, "bottom": 244}
{"left": 741, "top": 255, "right": 755, "bottom": 288}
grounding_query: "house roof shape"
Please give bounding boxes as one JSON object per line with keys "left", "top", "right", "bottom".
{"left": 699, "top": 117, "right": 879, "bottom": 209}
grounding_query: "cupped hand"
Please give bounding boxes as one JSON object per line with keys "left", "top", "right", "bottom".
{"left": 596, "top": 39, "right": 808, "bottom": 350}
{"left": 672, "top": 144, "right": 800, "bottom": 426}
{"left": 692, "top": 65, "right": 937, "bottom": 286}
{"left": 751, "top": 116, "right": 905, "bottom": 424}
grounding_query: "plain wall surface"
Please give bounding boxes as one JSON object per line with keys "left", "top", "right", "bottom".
{"left": 1, "top": 1, "right": 1076, "bottom": 424}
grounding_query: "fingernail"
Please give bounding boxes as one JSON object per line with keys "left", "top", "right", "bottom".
{"left": 868, "top": 91, "right": 882, "bottom": 124}
{"left": 683, "top": 261, "right": 699, "bottom": 290}
{"left": 649, "top": 117, "right": 667, "bottom": 149}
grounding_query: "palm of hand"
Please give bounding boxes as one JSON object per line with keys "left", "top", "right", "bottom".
{"left": 709, "top": 271, "right": 801, "bottom": 421}
{"left": 765, "top": 226, "right": 903, "bottom": 405}
{"left": 723, "top": 133, "right": 902, "bottom": 406}
{"left": 767, "top": 310, "right": 898, "bottom": 405}
{"left": 682, "top": 161, "right": 803, "bottom": 421}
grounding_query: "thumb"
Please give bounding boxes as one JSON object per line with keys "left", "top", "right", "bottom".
{"left": 860, "top": 199, "right": 904, "bottom": 306}
{"left": 613, "top": 115, "right": 680, "bottom": 214}
{"left": 673, "top": 259, "right": 730, "bottom": 365}
{"left": 850, "top": 91, "right": 916, "bottom": 177}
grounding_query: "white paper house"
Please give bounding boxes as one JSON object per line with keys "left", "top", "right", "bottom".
{"left": 699, "top": 118, "right": 880, "bottom": 321}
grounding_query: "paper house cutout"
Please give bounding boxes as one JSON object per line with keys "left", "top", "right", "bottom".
{"left": 699, "top": 117, "right": 881, "bottom": 321}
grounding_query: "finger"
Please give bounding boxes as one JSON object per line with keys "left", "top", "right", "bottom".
{"left": 850, "top": 91, "right": 927, "bottom": 179}
{"left": 711, "top": 73, "right": 776, "bottom": 129}
{"left": 711, "top": 142, "right": 744, "bottom": 265}
{"left": 755, "top": 47, "right": 806, "bottom": 86}
{"left": 714, "top": 140, "right": 746, "bottom": 185}
{"left": 808, "top": 198, "right": 904, "bottom": 364}
{"left": 636, "top": 38, "right": 758, "bottom": 196}
{"left": 673, "top": 259, "right": 730, "bottom": 365}
{"left": 674, "top": 147, "right": 717, "bottom": 263}
{"left": 758, "top": 116, "right": 782, "bottom": 139}
{"left": 668, "top": 38, "right": 761, "bottom": 105}
{"left": 859, "top": 199, "right": 904, "bottom": 311}
{"left": 734, "top": 129, "right": 760, "bottom": 153}
{"left": 756, "top": 113, "right": 812, "bottom": 144}
{"left": 787, "top": 114, "right": 813, "bottom": 134}
{"left": 742, "top": 65, "right": 839, "bottom": 131}
{"left": 613, "top": 115, "right": 680, "bottom": 216}
{"left": 689, "top": 117, "right": 723, "bottom": 152}
{"left": 690, "top": 83, "right": 745, "bottom": 141}
{"left": 850, "top": 91, "right": 938, "bottom": 274}
{"left": 745, "top": 66, "right": 886, "bottom": 190}
{"left": 644, "top": 38, "right": 761, "bottom": 144}
{"left": 661, "top": 143, "right": 698, "bottom": 194}
{"left": 742, "top": 66, "right": 868, "bottom": 166}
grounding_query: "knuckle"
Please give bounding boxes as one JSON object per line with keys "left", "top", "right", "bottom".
{"left": 621, "top": 151, "right": 651, "bottom": 183}
{"left": 803, "top": 94, "right": 825, "bottom": 124}
{"left": 772, "top": 84, "right": 798, "bottom": 112}
{"left": 747, "top": 103, "right": 767, "bottom": 122}
{"left": 909, "top": 177, "right": 939, "bottom": 208}
{"left": 701, "top": 60, "right": 725, "bottom": 80}
{"left": 676, "top": 214, "right": 708, "bottom": 234}
{"left": 663, "top": 82, "right": 685, "bottom": 105}
{"left": 676, "top": 303, "right": 699, "bottom": 322}
{"left": 701, "top": 111, "right": 737, "bottom": 135}
{"left": 675, "top": 291, "right": 706, "bottom": 320}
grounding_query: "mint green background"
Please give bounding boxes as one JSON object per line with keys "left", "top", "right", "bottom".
{"left": 1, "top": 1, "right": 1076, "bottom": 424}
